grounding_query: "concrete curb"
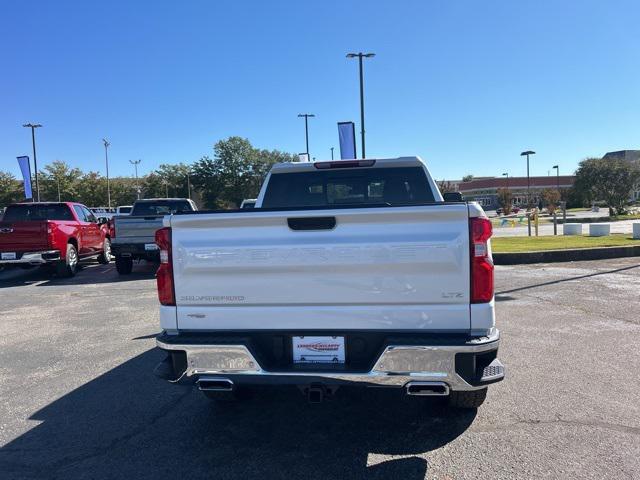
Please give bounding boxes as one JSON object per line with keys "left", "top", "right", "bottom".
{"left": 493, "top": 245, "right": 640, "bottom": 265}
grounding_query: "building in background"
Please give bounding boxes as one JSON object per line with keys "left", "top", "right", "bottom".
{"left": 602, "top": 150, "right": 640, "bottom": 164}
{"left": 458, "top": 175, "right": 575, "bottom": 210}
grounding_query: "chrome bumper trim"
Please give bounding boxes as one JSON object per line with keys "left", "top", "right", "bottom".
{"left": 156, "top": 329, "right": 501, "bottom": 391}
{"left": 0, "top": 250, "right": 60, "bottom": 264}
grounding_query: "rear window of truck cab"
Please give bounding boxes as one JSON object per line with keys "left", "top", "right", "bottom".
{"left": 131, "top": 201, "right": 193, "bottom": 216}
{"left": 262, "top": 166, "right": 434, "bottom": 208}
{"left": 2, "top": 204, "right": 74, "bottom": 221}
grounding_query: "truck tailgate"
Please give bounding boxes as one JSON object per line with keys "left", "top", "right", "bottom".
{"left": 0, "top": 221, "right": 49, "bottom": 251}
{"left": 113, "top": 216, "right": 164, "bottom": 244}
{"left": 170, "top": 204, "right": 471, "bottom": 331}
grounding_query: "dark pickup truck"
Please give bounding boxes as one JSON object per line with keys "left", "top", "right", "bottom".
{"left": 111, "top": 198, "right": 196, "bottom": 274}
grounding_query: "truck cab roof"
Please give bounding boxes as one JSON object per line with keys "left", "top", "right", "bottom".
{"left": 268, "top": 156, "right": 428, "bottom": 173}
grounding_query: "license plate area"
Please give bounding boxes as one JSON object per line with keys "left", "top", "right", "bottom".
{"left": 1, "top": 252, "right": 17, "bottom": 260}
{"left": 144, "top": 243, "right": 158, "bottom": 251}
{"left": 292, "top": 336, "right": 346, "bottom": 364}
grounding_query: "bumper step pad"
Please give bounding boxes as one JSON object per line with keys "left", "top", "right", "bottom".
{"left": 480, "top": 358, "right": 505, "bottom": 383}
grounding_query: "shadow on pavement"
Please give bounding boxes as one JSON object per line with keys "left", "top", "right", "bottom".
{"left": 0, "top": 349, "right": 476, "bottom": 479}
{"left": 496, "top": 262, "right": 640, "bottom": 298}
{"left": 0, "top": 261, "right": 157, "bottom": 288}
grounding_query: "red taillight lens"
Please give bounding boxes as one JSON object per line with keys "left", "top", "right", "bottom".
{"left": 46, "top": 222, "right": 54, "bottom": 248}
{"left": 470, "top": 217, "right": 494, "bottom": 303}
{"left": 155, "top": 227, "right": 175, "bottom": 306}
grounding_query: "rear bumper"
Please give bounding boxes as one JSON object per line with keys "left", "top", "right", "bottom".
{"left": 0, "top": 250, "right": 60, "bottom": 265}
{"left": 111, "top": 242, "right": 159, "bottom": 258}
{"left": 155, "top": 329, "right": 504, "bottom": 391}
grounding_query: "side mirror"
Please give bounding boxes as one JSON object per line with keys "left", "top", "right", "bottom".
{"left": 97, "top": 217, "right": 109, "bottom": 225}
{"left": 443, "top": 192, "right": 463, "bottom": 202}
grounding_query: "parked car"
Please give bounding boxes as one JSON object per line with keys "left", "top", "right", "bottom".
{"left": 0, "top": 202, "right": 112, "bottom": 277}
{"left": 111, "top": 198, "right": 197, "bottom": 275}
{"left": 153, "top": 157, "right": 504, "bottom": 409}
{"left": 240, "top": 198, "right": 256, "bottom": 209}
{"left": 90, "top": 207, "right": 115, "bottom": 221}
{"left": 116, "top": 205, "right": 133, "bottom": 215}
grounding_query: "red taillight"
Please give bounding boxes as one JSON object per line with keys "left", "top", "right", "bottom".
{"left": 155, "top": 227, "right": 175, "bottom": 306}
{"left": 46, "top": 222, "right": 55, "bottom": 248}
{"left": 470, "top": 217, "right": 494, "bottom": 303}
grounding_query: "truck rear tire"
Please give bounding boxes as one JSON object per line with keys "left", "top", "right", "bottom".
{"left": 97, "top": 239, "right": 112, "bottom": 264}
{"left": 448, "top": 388, "right": 487, "bottom": 409}
{"left": 55, "top": 244, "right": 78, "bottom": 278}
{"left": 115, "top": 256, "right": 133, "bottom": 275}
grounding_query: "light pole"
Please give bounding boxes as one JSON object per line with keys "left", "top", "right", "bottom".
{"left": 346, "top": 52, "right": 375, "bottom": 159}
{"left": 551, "top": 165, "right": 561, "bottom": 235}
{"left": 186, "top": 170, "right": 191, "bottom": 199}
{"left": 521, "top": 150, "right": 536, "bottom": 236}
{"left": 162, "top": 180, "right": 169, "bottom": 198}
{"left": 330, "top": 147, "right": 334, "bottom": 160}
{"left": 129, "top": 159, "right": 142, "bottom": 199}
{"left": 297, "top": 114, "right": 315, "bottom": 157}
{"left": 102, "top": 139, "right": 111, "bottom": 209}
{"left": 552, "top": 165, "right": 559, "bottom": 191}
{"left": 56, "top": 176, "right": 61, "bottom": 202}
{"left": 23, "top": 123, "right": 42, "bottom": 201}
{"left": 502, "top": 172, "right": 509, "bottom": 187}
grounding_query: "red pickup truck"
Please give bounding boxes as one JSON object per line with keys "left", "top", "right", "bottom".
{"left": 0, "top": 202, "right": 112, "bottom": 277}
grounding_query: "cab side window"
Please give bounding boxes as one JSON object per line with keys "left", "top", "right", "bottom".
{"left": 73, "top": 205, "right": 88, "bottom": 222}
{"left": 81, "top": 206, "right": 97, "bottom": 223}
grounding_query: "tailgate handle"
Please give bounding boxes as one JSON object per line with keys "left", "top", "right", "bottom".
{"left": 287, "top": 217, "right": 336, "bottom": 231}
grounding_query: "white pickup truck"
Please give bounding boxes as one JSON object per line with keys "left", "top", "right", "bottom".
{"left": 154, "top": 157, "right": 504, "bottom": 408}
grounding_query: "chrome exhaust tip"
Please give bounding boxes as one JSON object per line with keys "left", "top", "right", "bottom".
{"left": 197, "top": 377, "right": 234, "bottom": 392}
{"left": 405, "top": 381, "right": 450, "bottom": 396}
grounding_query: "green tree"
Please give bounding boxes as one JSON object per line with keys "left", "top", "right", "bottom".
{"left": 142, "top": 163, "right": 195, "bottom": 200}
{"left": 76, "top": 172, "right": 108, "bottom": 207}
{"left": 0, "top": 171, "right": 23, "bottom": 207}
{"left": 110, "top": 177, "right": 139, "bottom": 206}
{"left": 574, "top": 157, "right": 640, "bottom": 215}
{"left": 192, "top": 137, "right": 295, "bottom": 208}
{"left": 462, "top": 174, "right": 474, "bottom": 182}
{"left": 41, "top": 161, "right": 82, "bottom": 202}
{"left": 496, "top": 188, "right": 512, "bottom": 214}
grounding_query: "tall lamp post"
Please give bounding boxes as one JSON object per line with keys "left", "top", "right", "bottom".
{"left": 521, "top": 150, "right": 536, "bottom": 236}
{"left": 346, "top": 52, "right": 375, "bottom": 159}
{"left": 552, "top": 165, "right": 560, "bottom": 235}
{"left": 186, "top": 170, "right": 192, "bottom": 200}
{"left": 129, "top": 159, "right": 142, "bottom": 199}
{"left": 102, "top": 139, "right": 111, "bottom": 209}
{"left": 23, "top": 123, "right": 42, "bottom": 201}
{"left": 330, "top": 147, "right": 334, "bottom": 160}
{"left": 297, "top": 113, "right": 315, "bottom": 157}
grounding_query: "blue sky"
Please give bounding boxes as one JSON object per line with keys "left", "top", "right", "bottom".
{"left": 2, "top": 0, "right": 639, "bottom": 181}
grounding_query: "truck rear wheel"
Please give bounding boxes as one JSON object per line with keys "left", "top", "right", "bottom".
{"left": 55, "top": 244, "right": 78, "bottom": 278}
{"left": 115, "top": 256, "right": 133, "bottom": 275}
{"left": 448, "top": 388, "right": 487, "bottom": 409}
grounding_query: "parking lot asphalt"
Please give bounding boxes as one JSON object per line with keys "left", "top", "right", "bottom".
{"left": 1, "top": 258, "right": 639, "bottom": 479}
